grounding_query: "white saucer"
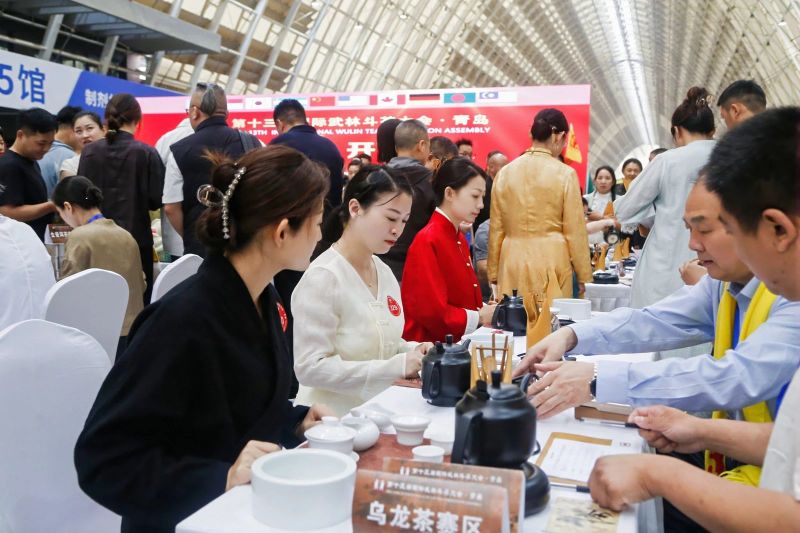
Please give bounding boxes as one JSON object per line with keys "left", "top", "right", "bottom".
{"left": 350, "top": 451, "right": 360, "bottom": 462}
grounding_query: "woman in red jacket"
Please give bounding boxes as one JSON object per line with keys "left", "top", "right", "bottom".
{"left": 402, "top": 157, "right": 497, "bottom": 342}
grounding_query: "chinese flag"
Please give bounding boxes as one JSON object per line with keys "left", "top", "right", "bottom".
{"left": 310, "top": 96, "right": 336, "bottom": 106}
{"left": 564, "top": 123, "right": 582, "bottom": 164}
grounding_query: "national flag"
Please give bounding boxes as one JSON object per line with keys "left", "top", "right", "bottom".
{"left": 477, "top": 90, "right": 517, "bottom": 103}
{"left": 564, "top": 123, "right": 583, "bottom": 164}
{"left": 273, "top": 96, "right": 308, "bottom": 108}
{"left": 336, "top": 94, "right": 370, "bottom": 107}
{"left": 408, "top": 93, "right": 440, "bottom": 102}
{"left": 309, "top": 95, "right": 336, "bottom": 106}
{"left": 372, "top": 93, "right": 406, "bottom": 107}
{"left": 244, "top": 97, "right": 272, "bottom": 109}
{"left": 443, "top": 92, "right": 476, "bottom": 104}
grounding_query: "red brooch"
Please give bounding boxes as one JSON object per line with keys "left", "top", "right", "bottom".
{"left": 276, "top": 302, "right": 288, "bottom": 332}
{"left": 387, "top": 295, "right": 401, "bottom": 317}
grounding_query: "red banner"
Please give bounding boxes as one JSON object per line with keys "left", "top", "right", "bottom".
{"left": 137, "top": 85, "right": 591, "bottom": 188}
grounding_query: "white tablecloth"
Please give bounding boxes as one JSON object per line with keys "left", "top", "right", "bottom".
{"left": 178, "top": 354, "right": 661, "bottom": 533}
{"left": 585, "top": 282, "right": 631, "bottom": 312}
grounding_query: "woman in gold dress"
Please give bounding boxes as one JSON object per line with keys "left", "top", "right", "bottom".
{"left": 487, "top": 108, "right": 591, "bottom": 306}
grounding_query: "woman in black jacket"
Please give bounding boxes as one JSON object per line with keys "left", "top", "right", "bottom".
{"left": 77, "top": 93, "right": 164, "bottom": 303}
{"left": 75, "top": 145, "right": 332, "bottom": 533}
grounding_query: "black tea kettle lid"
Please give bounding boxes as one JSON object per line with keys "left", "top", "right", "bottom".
{"left": 428, "top": 334, "right": 470, "bottom": 360}
{"left": 488, "top": 369, "right": 527, "bottom": 401}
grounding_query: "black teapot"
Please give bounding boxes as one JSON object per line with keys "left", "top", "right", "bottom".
{"left": 452, "top": 371, "right": 550, "bottom": 516}
{"left": 420, "top": 334, "right": 472, "bottom": 407}
{"left": 492, "top": 289, "right": 528, "bottom": 336}
{"left": 452, "top": 370, "right": 537, "bottom": 468}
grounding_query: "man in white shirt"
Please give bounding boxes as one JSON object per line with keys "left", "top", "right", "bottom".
{"left": 588, "top": 107, "right": 800, "bottom": 532}
{"left": 154, "top": 118, "right": 193, "bottom": 259}
{"left": 0, "top": 215, "right": 55, "bottom": 331}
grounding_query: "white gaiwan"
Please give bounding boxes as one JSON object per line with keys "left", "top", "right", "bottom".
{"left": 341, "top": 416, "right": 380, "bottom": 451}
{"left": 304, "top": 416, "right": 356, "bottom": 455}
{"left": 251, "top": 448, "right": 356, "bottom": 530}
{"left": 350, "top": 407, "right": 392, "bottom": 432}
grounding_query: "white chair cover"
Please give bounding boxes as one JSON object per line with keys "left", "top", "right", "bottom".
{"left": 44, "top": 268, "right": 128, "bottom": 361}
{"left": 151, "top": 254, "right": 203, "bottom": 303}
{"left": 584, "top": 282, "right": 632, "bottom": 312}
{"left": 0, "top": 319, "right": 119, "bottom": 533}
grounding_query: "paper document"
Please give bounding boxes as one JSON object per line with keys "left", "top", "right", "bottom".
{"left": 537, "top": 432, "right": 637, "bottom": 484}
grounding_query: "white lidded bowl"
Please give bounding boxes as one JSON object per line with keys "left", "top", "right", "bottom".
{"left": 551, "top": 298, "right": 592, "bottom": 321}
{"left": 391, "top": 414, "right": 431, "bottom": 446}
{"left": 251, "top": 448, "right": 356, "bottom": 530}
{"left": 305, "top": 416, "right": 356, "bottom": 455}
{"left": 341, "top": 417, "right": 380, "bottom": 451}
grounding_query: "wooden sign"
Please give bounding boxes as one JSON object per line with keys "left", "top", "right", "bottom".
{"left": 353, "top": 469, "right": 509, "bottom": 532}
{"left": 382, "top": 458, "right": 525, "bottom": 533}
{"left": 46, "top": 224, "right": 72, "bottom": 244}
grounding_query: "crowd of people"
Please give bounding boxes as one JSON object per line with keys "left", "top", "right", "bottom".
{"left": 0, "top": 77, "right": 798, "bottom": 532}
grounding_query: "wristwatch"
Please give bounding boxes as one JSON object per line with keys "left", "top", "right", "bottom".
{"left": 589, "top": 363, "right": 598, "bottom": 399}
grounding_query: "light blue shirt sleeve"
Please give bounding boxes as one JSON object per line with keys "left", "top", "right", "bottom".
{"left": 595, "top": 298, "right": 800, "bottom": 410}
{"left": 569, "top": 275, "right": 718, "bottom": 356}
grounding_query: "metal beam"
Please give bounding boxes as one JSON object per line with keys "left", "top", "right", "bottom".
{"left": 285, "top": 0, "right": 330, "bottom": 93}
{"left": 255, "top": 0, "right": 302, "bottom": 93}
{"left": 98, "top": 35, "right": 118, "bottom": 75}
{"left": 35, "top": 6, "right": 90, "bottom": 15}
{"left": 69, "top": 0, "right": 219, "bottom": 54}
{"left": 38, "top": 13, "right": 63, "bottom": 61}
{"left": 83, "top": 22, "right": 138, "bottom": 31}
{"left": 148, "top": 0, "right": 184, "bottom": 85}
{"left": 226, "top": 0, "right": 268, "bottom": 93}
{"left": 189, "top": 0, "right": 230, "bottom": 90}
{"left": 377, "top": 2, "right": 427, "bottom": 89}
{"left": 332, "top": 0, "right": 383, "bottom": 90}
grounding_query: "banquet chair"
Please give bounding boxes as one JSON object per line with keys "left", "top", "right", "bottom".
{"left": 0, "top": 320, "right": 120, "bottom": 533}
{"left": 151, "top": 253, "right": 203, "bottom": 303}
{"left": 44, "top": 268, "right": 128, "bottom": 362}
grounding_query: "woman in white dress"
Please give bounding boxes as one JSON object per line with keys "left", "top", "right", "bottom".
{"left": 615, "top": 87, "right": 716, "bottom": 308}
{"left": 292, "top": 166, "right": 433, "bottom": 415}
{"left": 584, "top": 165, "right": 617, "bottom": 245}
{"left": 59, "top": 111, "right": 105, "bottom": 179}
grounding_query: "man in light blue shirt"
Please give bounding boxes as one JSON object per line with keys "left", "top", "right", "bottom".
{"left": 37, "top": 105, "right": 81, "bottom": 197}
{"left": 515, "top": 177, "right": 800, "bottom": 419}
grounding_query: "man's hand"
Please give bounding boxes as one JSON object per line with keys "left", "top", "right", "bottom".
{"left": 589, "top": 454, "right": 662, "bottom": 511}
{"left": 296, "top": 403, "right": 336, "bottom": 439}
{"left": 526, "top": 361, "right": 593, "bottom": 419}
{"left": 679, "top": 258, "right": 707, "bottom": 286}
{"left": 514, "top": 328, "right": 578, "bottom": 377}
{"left": 629, "top": 405, "right": 708, "bottom": 454}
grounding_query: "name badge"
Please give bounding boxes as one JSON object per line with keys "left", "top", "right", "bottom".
{"left": 387, "top": 295, "right": 402, "bottom": 317}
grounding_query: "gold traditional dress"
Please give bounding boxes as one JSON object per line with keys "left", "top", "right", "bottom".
{"left": 488, "top": 148, "right": 592, "bottom": 303}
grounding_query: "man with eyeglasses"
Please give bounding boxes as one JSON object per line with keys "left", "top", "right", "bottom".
{"left": 163, "top": 83, "right": 261, "bottom": 257}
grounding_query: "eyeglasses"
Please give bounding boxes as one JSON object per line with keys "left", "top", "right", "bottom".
{"left": 195, "top": 82, "right": 221, "bottom": 91}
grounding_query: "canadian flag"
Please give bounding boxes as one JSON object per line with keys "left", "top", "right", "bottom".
{"left": 372, "top": 93, "right": 406, "bottom": 107}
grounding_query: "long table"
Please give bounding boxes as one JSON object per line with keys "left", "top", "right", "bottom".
{"left": 177, "top": 356, "right": 661, "bottom": 533}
